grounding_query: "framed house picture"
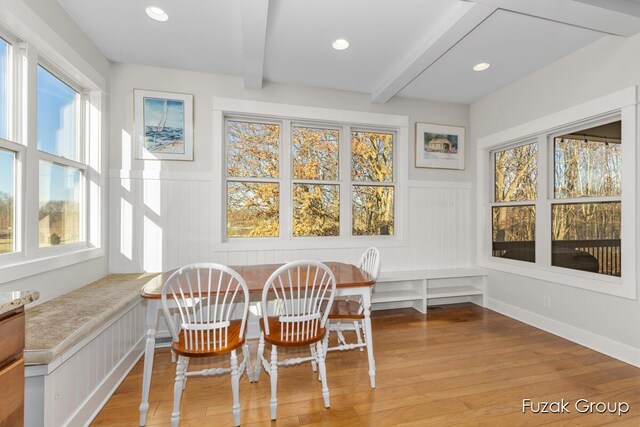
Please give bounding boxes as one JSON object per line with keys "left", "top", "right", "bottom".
{"left": 134, "top": 89, "right": 194, "bottom": 160}
{"left": 415, "top": 122, "right": 465, "bottom": 170}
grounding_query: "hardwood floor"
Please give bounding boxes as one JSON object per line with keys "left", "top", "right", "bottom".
{"left": 92, "top": 304, "right": 640, "bottom": 426}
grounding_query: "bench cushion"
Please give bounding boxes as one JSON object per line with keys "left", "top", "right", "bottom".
{"left": 24, "top": 273, "right": 159, "bottom": 365}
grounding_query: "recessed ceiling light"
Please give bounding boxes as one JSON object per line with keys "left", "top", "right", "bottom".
{"left": 473, "top": 62, "right": 491, "bottom": 72}
{"left": 146, "top": 6, "right": 169, "bottom": 22}
{"left": 332, "top": 39, "right": 350, "bottom": 51}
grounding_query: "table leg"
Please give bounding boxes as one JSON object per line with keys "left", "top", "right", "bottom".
{"left": 361, "top": 288, "right": 376, "bottom": 389}
{"left": 139, "top": 299, "right": 159, "bottom": 426}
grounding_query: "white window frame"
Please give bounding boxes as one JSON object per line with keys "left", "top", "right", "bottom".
{"left": 0, "top": 29, "right": 104, "bottom": 284}
{"left": 213, "top": 97, "right": 409, "bottom": 251}
{"left": 476, "top": 87, "right": 637, "bottom": 299}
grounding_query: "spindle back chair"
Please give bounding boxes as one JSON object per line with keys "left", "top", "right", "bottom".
{"left": 325, "top": 247, "right": 380, "bottom": 355}
{"left": 254, "top": 260, "right": 336, "bottom": 420}
{"left": 161, "top": 263, "right": 253, "bottom": 427}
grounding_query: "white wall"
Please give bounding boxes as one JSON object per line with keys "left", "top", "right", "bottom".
{"left": 109, "top": 63, "right": 474, "bottom": 274}
{"left": 470, "top": 34, "right": 640, "bottom": 361}
{"left": 0, "top": 0, "right": 109, "bottom": 302}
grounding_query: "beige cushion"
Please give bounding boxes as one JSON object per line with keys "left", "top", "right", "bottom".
{"left": 24, "top": 273, "right": 160, "bottom": 365}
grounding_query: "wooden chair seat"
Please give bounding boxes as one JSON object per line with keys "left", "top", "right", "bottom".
{"left": 326, "top": 299, "right": 364, "bottom": 320}
{"left": 259, "top": 316, "right": 326, "bottom": 347}
{"left": 171, "top": 319, "right": 245, "bottom": 358}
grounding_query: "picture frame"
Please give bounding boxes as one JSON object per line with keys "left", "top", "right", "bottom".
{"left": 415, "top": 122, "right": 465, "bottom": 170}
{"left": 134, "top": 89, "right": 194, "bottom": 160}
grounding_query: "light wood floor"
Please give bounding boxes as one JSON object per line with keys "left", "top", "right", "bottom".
{"left": 92, "top": 304, "right": 640, "bottom": 426}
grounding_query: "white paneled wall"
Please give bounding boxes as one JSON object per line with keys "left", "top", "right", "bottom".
{"left": 109, "top": 175, "right": 474, "bottom": 273}
{"left": 24, "top": 300, "right": 146, "bottom": 427}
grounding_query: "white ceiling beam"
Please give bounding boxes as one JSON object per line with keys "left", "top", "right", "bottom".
{"left": 240, "top": 0, "right": 269, "bottom": 90}
{"left": 470, "top": 0, "right": 640, "bottom": 37}
{"left": 371, "top": 2, "right": 496, "bottom": 104}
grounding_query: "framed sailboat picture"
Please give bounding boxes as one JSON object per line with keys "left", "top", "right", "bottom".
{"left": 134, "top": 89, "right": 194, "bottom": 160}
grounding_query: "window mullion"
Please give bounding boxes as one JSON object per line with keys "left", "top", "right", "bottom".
{"left": 23, "top": 45, "right": 39, "bottom": 257}
{"left": 339, "top": 125, "right": 350, "bottom": 238}
{"left": 536, "top": 133, "right": 551, "bottom": 268}
{"left": 281, "top": 119, "right": 291, "bottom": 240}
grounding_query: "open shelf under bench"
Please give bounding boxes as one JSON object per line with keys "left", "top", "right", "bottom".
{"left": 372, "top": 267, "right": 487, "bottom": 314}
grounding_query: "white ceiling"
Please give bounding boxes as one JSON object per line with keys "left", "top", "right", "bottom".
{"left": 55, "top": 0, "right": 640, "bottom": 104}
{"left": 398, "top": 9, "right": 602, "bottom": 103}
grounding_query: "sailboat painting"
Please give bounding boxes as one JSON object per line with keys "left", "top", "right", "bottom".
{"left": 134, "top": 89, "right": 194, "bottom": 160}
{"left": 144, "top": 97, "right": 184, "bottom": 153}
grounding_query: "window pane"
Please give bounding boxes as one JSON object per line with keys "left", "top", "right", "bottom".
{"left": 39, "top": 160, "right": 81, "bottom": 247}
{"left": 352, "top": 185, "right": 394, "bottom": 236}
{"left": 552, "top": 202, "right": 620, "bottom": 276}
{"left": 37, "top": 66, "right": 78, "bottom": 160}
{"left": 293, "top": 184, "right": 339, "bottom": 237}
{"left": 0, "top": 38, "right": 8, "bottom": 141}
{"left": 494, "top": 143, "right": 537, "bottom": 202}
{"left": 0, "top": 149, "right": 14, "bottom": 253}
{"left": 227, "top": 181, "right": 279, "bottom": 237}
{"left": 351, "top": 131, "right": 393, "bottom": 182}
{"left": 292, "top": 126, "right": 339, "bottom": 180}
{"left": 227, "top": 121, "right": 279, "bottom": 178}
{"left": 554, "top": 121, "right": 621, "bottom": 198}
{"left": 492, "top": 206, "right": 535, "bottom": 262}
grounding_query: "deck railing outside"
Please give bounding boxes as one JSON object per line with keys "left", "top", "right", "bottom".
{"left": 492, "top": 239, "right": 621, "bottom": 277}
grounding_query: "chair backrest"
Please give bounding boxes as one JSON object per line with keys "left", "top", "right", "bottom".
{"left": 261, "top": 260, "right": 336, "bottom": 341}
{"left": 358, "top": 247, "right": 381, "bottom": 281}
{"left": 161, "top": 263, "right": 250, "bottom": 352}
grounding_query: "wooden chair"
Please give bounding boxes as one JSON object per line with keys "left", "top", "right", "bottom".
{"left": 326, "top": 247, "right": 380, "bottom": 353}
{"left": 254, "top": 260, "right": 336, "bottom": 420}
{"left": 161, "top": 263, "right": 253, "bottom": 427}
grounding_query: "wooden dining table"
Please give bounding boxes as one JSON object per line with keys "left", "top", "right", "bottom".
{"left": 137, "top": 262, "right": 376, "bottom": 426}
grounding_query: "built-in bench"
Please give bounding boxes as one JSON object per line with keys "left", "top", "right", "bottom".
{"left": 372, "top": 268, "right": 487, "bottom": 314}
{"left": 24, "top": 273, "right": 159, "bottom": 427}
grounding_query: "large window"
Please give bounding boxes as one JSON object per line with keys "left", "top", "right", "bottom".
{"left": 551, "top": 122, "right": 621, "bottom": 276}
{"left": 224, "top": 117, "right": 397, "bottom": 241}
{"left": 479, "top": 89, "right": 636, "bottom": 297}
{"left": 0, "top": 36, "right": 15, "bottom": 256}
{"left": 37, "top": 65, "right": 84, "bottom": 248}
{"left": 490, "top": 121, "right": 624, "bottom": 277}
{"left": 492, "top": 143, "right": 537, "bottom": 262}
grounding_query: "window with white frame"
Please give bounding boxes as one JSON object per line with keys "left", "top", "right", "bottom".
{"left": 0, "top": 22, "right": 103, "bottom": 282}
{"left": 491, "top": 121, "right": 622, "bottom": 278}
{"left": 480, "top": 92, "right": 637, "bottom": 300}
{"left": 0, "top": 35, "right": 16, "bottom": 255}
{"left": 224, "top": 117, "right": 396, "bottom": 241}
{"left": 37, "top": 64, "right": 84, "bottom": 248}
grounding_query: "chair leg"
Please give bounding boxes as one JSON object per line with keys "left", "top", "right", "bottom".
{"left": 230, "top": 350, "right": 241, "bottom": 427}
{"left": 270, "top": 345, "right": 279, "bottom": 420}
{"left": 171, "top": 313, "right": 179, "bottom": 363}
{"left": 182, "top": 357, "right": 190, "bottom": 390}
{"left": 316, "top": 340, "right": 330, "bottom": 408}
{"left": 354, "top": 320, "right": 364, "bottom": 351}
{"left": 336, "top": 321, "right": 348, "bottom": 346}
{"left": 242, "top": 343, "right": 254, "bottom": 382}
{"left": 309, "top": 344, "right": 318, "bottom": 372}
{"left": 255, "top": 332, "right": 265, "bottom": 382}
{"left": 171, "top": 356, "right": 187, "bottom": 427}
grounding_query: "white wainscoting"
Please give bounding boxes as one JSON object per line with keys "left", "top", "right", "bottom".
{"left": 24, "top": 300, "right": 146, "bottom": 427}
{"left": 109, "top": 173, "right": 475, "bottom": 275}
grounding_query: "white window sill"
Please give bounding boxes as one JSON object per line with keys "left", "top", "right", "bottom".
{"left": 479, "top": 257, "right": 635, "bottom": 300}
{"left": 0, "top": 246, "right": 104, "bottom": 285}
{"left": 213, "top": 236, "right": 407, "bottom": 252}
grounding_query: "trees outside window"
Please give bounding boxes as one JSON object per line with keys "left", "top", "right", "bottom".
{"left": 225, "top": 119, "right": 396, "bottom": 240}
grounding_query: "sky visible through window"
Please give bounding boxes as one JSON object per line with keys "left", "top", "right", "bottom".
{"left": 37, "top": 65, "right": 79, "bottom": 202}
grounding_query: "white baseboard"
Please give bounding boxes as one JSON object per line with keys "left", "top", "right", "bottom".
{"left": 486, "top": 297, "right": 640, "bottom": 368}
